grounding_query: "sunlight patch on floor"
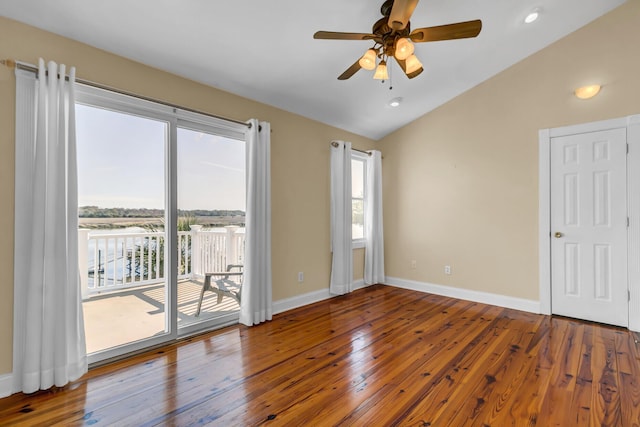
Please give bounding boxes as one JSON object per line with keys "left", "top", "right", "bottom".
{"left": 83, "top": 280, "right": 239, "bottom": 353}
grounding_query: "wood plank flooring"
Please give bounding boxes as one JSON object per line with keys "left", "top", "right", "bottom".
{"left": 1, "top": 284, "right": 639, "bottom": 426}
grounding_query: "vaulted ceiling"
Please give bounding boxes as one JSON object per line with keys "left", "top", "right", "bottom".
{"left": 0, "top": 0, "right": 627, "bottom": 140}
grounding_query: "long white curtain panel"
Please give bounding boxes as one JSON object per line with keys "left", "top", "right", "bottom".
{"left": 365, "top": 150, "right": 385, "bottom": 285}
{"left": 330, "top": 141, "right": 353, "bottom": 295}
{"left": 240, "top": 119, "right": 273, "bottom": 326}
{"left": 13, "top": 59, "right": 87, "bottom": 394}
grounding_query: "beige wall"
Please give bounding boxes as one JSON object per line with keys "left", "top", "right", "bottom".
{"left": 0, "top": 17, "right": 372, "bottom": 375}
{"left": 380, "top": 1, "right": 640, "bottom": 300}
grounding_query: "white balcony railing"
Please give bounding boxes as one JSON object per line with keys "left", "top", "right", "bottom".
{"left": 78, "top": 226, "right": 245, "bottom": 299}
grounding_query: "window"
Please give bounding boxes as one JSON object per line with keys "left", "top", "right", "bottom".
{"left": 351, "top": 154, "right": 367, "bottom": 247}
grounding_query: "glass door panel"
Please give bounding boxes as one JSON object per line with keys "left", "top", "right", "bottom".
{"left": 176, "top": 125, "right": 245, "bottom": 332}
{"left": 76, "top": 104, "right": 169, "bottom": 357}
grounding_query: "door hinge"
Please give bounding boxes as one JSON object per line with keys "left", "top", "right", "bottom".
{"left": 627, "top": 143, "right": 630, "bottom": 154}
{"left": 628, "top": 217, "right": 630, "bottom": 227}
{"left": 629, "top": 290, "right": 632, "bottom": 302}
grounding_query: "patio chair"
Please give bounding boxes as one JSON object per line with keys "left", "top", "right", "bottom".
{"left": 195, "top": 264, "right": 243, "bottom": 317}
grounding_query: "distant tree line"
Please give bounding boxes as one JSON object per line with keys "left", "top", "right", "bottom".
{"left": 79, "top": 206, "right": 245, "bottom": 218}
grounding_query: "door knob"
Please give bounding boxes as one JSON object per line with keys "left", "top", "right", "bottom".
{"left": 554, "top": 232, "right": 563, "bottom": 238}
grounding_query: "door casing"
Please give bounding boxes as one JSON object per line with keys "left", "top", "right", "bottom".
{"left": 539, "top": 114, "right": 640, "bottom": 332}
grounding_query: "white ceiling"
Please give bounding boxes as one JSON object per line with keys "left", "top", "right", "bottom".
{"left": 0, "top": 0, "right": 626, "bottom": 140}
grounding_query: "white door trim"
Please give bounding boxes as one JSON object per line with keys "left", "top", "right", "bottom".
{"left": 539, "top": 128, "right": 552, "bottom": 315}
{"left": 539, "top": 115, "right": 640, "bottom": 331}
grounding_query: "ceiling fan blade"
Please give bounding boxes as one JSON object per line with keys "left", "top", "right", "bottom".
{"left": 410, "top": 19, "right": 482, "bottom": 43}
{"left": 396, "top": 58, "right": 424, "bottom": 79}
{"left": 388, "top": 0, "right": 420, "bottom": 31}
{"left": 338, "top": 59, "right": 362, "bottom": 80}
{"left": 314, "top": 31, "right": 376, "bottom": 41}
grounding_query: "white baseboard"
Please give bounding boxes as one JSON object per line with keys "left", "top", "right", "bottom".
{"left": 273, "top": 279, "right": 368, "bottom": 315}
{"left": 384, "top": 277, "right": 541, "bottom": 314}
{"left": 352, "top": 279, "right": 367, "bottom": 291}
{"left": 0, "top": 373, "right": 12, "bottom": 398}
{"left": 273, "top": 288, "right": 332, "bottom": 315}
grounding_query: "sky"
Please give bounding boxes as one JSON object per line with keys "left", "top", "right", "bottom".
{"left": 76, "top": 104, "right": 246, "bottom": 211}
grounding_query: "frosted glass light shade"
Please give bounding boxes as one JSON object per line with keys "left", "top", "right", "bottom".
{"left": 524, "top": 11, "right": 539, "bottom": 24}
{"left": 394, "top": 38, "right": 414, "bottom": 61}
{"left": 373, "top": 60, "right": 388, "bottom": 80}
{"left": 404, "top": 54, "right": 422, "bottom": 74}
{"left": 574, "top": 85, "right": 601, "bottom": 99}
{"left": 358, "top": 49, "right": 377, "bottom": 70}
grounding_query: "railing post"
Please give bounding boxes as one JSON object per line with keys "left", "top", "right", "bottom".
{"left": 78, "top": 229, "right": 90, "bottom": 300}
{"left": 190, "top": 225, "right": 203, "bottom": 279}
{"left": 225, "top": 226, "right": 239, "bottom": 267}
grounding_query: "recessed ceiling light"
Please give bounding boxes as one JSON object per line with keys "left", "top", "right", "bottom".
{"left": 524, "top": 9, "right": 540, "bottom": 24}
{"left": 574, "top": 85, "right": 601, "bottom": 100}
{"left": 388, "top": 97, "right": 402, "bottom": 107}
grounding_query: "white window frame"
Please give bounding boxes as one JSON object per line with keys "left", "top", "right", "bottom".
{"left": 351, "top": 152, "right": 367, "bottom": 249}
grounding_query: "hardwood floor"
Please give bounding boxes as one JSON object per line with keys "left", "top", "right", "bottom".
{"left": 1, "top": 284, "right": 639, "bottom": 426}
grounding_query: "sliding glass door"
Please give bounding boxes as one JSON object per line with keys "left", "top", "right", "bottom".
{"left": 75, "top": 85, "right": 247, "bottom": 363}
{"left": 76, "top": 104, "right": 170, "bottom": 357}
{"left": 176, "top": 125, "right": 245, "bottom": 334}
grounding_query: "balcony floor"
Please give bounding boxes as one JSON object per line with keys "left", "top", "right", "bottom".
{"left": 82, "top": 279, "right": 239, "bottom": 354}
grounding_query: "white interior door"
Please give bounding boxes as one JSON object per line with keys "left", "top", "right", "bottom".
{"left": 550, "top": 128, "right": 628, "bottom": 327}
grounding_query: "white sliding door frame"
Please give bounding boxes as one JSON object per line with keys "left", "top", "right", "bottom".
{"left": 75, "top": 84, "right": 248, "bottom": 364}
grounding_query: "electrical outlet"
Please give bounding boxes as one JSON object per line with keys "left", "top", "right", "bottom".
{"left": 411, "top": 260, "right": 417, "bottom": 269}
{"left": 298, "top": 272, "right": 304, "bottom": 283}
{"left": 444, "top": 265, "right": 451, "bottom": 275}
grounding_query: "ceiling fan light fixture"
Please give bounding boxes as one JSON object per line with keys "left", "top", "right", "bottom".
{"left": 313, "top": 1, "right": 482, "bottom": 82}
{"left": 394, "top": 37, "right": 414, "bottom": 61}
{"left": 373, "top": 60, "right": 389, "bottom": 80}
{"left": 574, "top": 84, "right": 601, "bottom": 99}
{"left": 404, "top": 54, "right": 423, "bottom": 75}
{"left": 359, "top": 49, "right": 377, "bottom": 71}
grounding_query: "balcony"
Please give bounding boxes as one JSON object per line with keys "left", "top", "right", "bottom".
{"left": 79, "top": 226, "right": 244, "bottom": 354}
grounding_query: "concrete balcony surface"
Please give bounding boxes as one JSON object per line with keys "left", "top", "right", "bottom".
{"left": 82, "top": 279, "right": 239, "bottom": 354}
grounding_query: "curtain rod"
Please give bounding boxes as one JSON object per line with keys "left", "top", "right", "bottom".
{"left": 331, "top": 141, "right": 372, "bottom": 156}
{"left": 1, "top": 58, "right": 254, "bottom": 129}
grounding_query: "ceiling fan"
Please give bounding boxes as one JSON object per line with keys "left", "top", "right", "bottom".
{"left": 313, "top": 0, "right": 482, "bottom": 80}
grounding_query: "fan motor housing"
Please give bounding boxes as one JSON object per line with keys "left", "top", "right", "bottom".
{"left": 372, "top": 17, "right": 411, "bottom": 58}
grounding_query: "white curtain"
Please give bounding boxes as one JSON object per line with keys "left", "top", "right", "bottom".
{"left": 330, "top": 141, "right": 353, "bottom": 295}
{"left": 364, "top": 150, "right": 385, "bottom": 284}
{"left": 13, "top": 59, "right": 87, "bottom": 394}
{"left": 240, "top": 119, "right": 272, "bottom": 326}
